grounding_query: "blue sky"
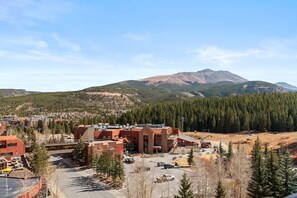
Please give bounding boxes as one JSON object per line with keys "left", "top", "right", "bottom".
{"left": 1, "top": 0, "right": 297, "bottom": 91}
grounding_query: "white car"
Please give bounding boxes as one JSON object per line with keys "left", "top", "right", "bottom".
{"left": 162, "top": 174, "right": 175, "bottom": 181}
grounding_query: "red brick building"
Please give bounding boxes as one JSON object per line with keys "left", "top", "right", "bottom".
{"left": 74, "top": 124, "right": 184, "bottom": 154}
{"left": 85, "top": 140, "right": 124, "bottom": 163}
{"left": 0, "top": 136, "right": 25, "bottom": 159}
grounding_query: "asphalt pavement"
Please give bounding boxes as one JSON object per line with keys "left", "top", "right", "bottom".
{"left": 49, "top": 155, "right": 117, "bottom": 198}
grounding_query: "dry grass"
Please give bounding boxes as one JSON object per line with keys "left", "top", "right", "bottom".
{"left": 184, "top": 131, "right": 297, "bottom": 155}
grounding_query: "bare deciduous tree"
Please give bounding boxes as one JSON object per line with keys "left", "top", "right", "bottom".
{"left": 125, "top": 158, "right": 156, "bottom": 198}
{"left": 227, "top": 146, "right": 251, "bottom": 198}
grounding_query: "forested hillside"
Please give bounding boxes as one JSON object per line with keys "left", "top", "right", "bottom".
{"left": 0, "top": 91, "right": 135, "bottom": 116}
{"left": 118, "top": 93, "right": 297, "bottom": 133}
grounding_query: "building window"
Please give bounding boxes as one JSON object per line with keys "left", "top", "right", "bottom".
{"left": 8, "top": 143, "right": 17, "bottom": 147}
{"left": 6, "top": 152, "right": 13, "bottom": 157}
{"left": 0, "top": 141, "right": 6, "bottom": 148}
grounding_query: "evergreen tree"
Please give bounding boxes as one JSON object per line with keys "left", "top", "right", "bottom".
{"left": 31, "top": 143, "right": 50, "bottom": 176}
{"left": 73, "top": 140, "right": 85, "bottom": 165}
{"left": 226, "top": 141, "right": 233, "bottom": 161}
{"left": 267, "top": 150, "right": 282, "bottom": 197}
{"left": 187, "top": 148, "right": 194, "bottom": 165}
{"left": 218, "top": 141, "right": 224, "bottom": 157}
{"left": 215, "top": 180, "right": 227, "bottom": 198}
{"left": 110, "top": 155, "right": 125, "bottom": 185}
{"left": 279, "top": 149, "right": 297, "bottom": 197}
{"left": 174, "top": 173, "right": 194, "bottom": 198}
{"left": 247, "top": 138, "right": 270, "bottom": 198}
{"left": 88, "top": 146, "right": 96, "bottom": 168}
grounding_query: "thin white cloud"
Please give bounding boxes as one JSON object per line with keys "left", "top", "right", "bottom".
{"left": 125, "top": 32, "right": 148, "bottom": 41}
{"left": 189, "top": 38, "right": 297, "bottom": 66}
{"left": 2, "top": 37, "right": 48, "bottom": 48}
{"left": 0, "top": 0, "right": 73, "bottom": 24}
{"left": 52, "top": 34, "right": 81, "bottom": 52}
{"left": 0, "top": 49, "right": 109, "bottom": 67}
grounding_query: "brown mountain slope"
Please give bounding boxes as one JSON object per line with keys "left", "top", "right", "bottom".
{"left": 140, "top": 69, "right": 248, "bottom": 86}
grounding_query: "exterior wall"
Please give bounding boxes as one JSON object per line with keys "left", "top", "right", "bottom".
{"left": 172, "top": 128, "right": 181, "bottom": 135}
{"left": 138, "top": 126, "right": 154, "bottom": 154}
{"left": 161, "top": 129, "right": 169, "bottom": 152}
{"left": 177, "top": 139, "right": 198, "bottom": 147}
{"left": 119, "top": 130, "right": 139, "bottom": 152}
{"left": 74, "top": 126, "right": 94, "bottom": 142}
{"left": 168, "top": 138, "right": 178, "bottom": 150}
{"left": 0, "top": 136, "right": 25, "bottom": 158}
{"left": 85, "top": 141, "right": 124, "bottom": 163}
{"left": 94, "top": 129, "right": 121, "bottom": 140}
{"left": 17, "top": 177, "right": 42, "bottom": 198}
{"left": 81, "top": 127, "right": 95, "bottom": 141}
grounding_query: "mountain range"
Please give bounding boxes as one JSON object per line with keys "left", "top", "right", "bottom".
{"left": 0, "top": 69, "right": 294, "bottom": 116}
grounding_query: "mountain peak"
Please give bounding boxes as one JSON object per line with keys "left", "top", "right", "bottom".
{"left": 140, "top": 69, "right": 248, "bottom": 86}
{"left": 198, "top": 68, "right": 214, "bottom": 73}
{"left": 276, "top": 82, "right": 297, "bottom": 92}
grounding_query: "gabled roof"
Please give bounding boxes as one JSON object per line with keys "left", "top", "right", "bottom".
{"left": 178, "top": 134, "right": 197, "bottom": 143}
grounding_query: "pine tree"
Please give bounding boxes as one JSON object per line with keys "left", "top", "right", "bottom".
{"left": 218, "top": 141, "right": 224, "bottom": 157}
{"left": 279, "top": 149, "right": 297, "bottom": 197}
{"left": 174, "top": 173, "right": 194, "bottom": 198}
{"left": 73, "top": 140, "right": 85, "bottom": 165}
{"left": 215, "top": 180, "right": 227, "bottom": 198}
{"left": 88, "top": 146, "right": 96, "bottom": 168}
{"left": 226, "top": 141, "right": 233, "bottom": 161}
{"left": 187, "top": 148, "right": 194, "bottom": 166}
{"left": 31, "top": 143, "right": 50, "bottom": 176}
{"left": 247, "top": 138, "right": 270, "bottom": 198}
{"left": 267, "top": 150, "right": 282, "bottom": 197}
{"left": 110, "top": 155, "right": 125, "bottom": 185}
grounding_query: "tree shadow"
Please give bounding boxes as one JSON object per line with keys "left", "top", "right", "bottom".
{"left": 70, "top": 176, "right": 112, "bottom": 192}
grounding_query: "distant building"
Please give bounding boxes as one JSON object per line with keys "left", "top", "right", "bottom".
{"left": 26, "top": 115, "right": 49, "bottom": 128}
{"left": 0, "top": 135, "right": 25, "bottom": 159}
{"left": 0, "top": 122, "right": 7, "bottom": 136}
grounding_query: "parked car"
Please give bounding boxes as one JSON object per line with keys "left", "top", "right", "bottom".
{"left": 164, "top": 164, "right": 174, "bottom": 169}
{"left": 162, "top": 174, "right": 175, "bottom": 181}
{"left": 124, "top": 157, "right": 135, "bottom": 164}
{"left": 157, "top": 162, "right": 165, "bottom": 167}
{"left": 10, "top": 157, "right": 21, "bottom": 165}
{"left": 1, "top": 167, "right": 13, "bottom": 174}
{"left": 14, "top": 163, "right": 24, "bottom": 170}
{"left": 135, "top": 166, "right": 150, "bottom": 173}
{"left": 172, "top": 157, "right": 177, "bottom": 160}
{"left": 156, "top": 174, "right": 175, "bottom": 183}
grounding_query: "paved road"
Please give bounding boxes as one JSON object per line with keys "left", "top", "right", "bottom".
{"left": 49, "top": 156, "right": 116, "bottom": 198}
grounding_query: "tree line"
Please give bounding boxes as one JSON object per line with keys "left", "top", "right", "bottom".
{"left": 118, "top": 93, "right": 297, "bottom": 132}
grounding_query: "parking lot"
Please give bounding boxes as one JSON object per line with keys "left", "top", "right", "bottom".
{"left": 114, "top": 152, "right": 195, "bottom": 198}
{"left": 49, "top": 145, "right": 219, "bottom": 198}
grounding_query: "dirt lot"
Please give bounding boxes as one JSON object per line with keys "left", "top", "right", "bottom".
{"left": 184, "top": 131, "right": 297, "bottom": 156}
